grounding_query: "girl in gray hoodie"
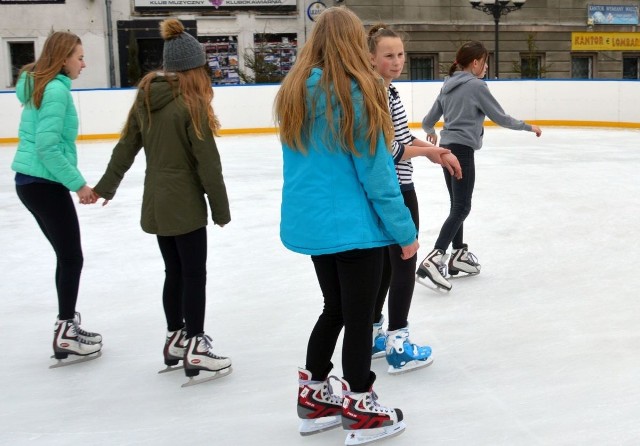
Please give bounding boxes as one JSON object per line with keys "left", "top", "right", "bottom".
{"left": 416, "top": 41, "right": 542, "bottom": 291}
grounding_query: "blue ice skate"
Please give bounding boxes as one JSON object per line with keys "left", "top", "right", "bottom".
{"left": 385, "top": 327, "right": 433, "bottom": 375}
{"left": 371, "top": 315, "right": 386, "bottom": 359}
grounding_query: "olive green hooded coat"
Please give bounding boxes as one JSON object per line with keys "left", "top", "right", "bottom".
{"left": 94, "top": 76, "right": 230, "bottom": 236}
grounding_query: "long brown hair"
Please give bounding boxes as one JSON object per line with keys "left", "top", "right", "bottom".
{"left": 125, "top": 66, "right": 220, "bottom": 140}
{"left": 20, "top": 32, "right": 82, "bottom": 109}
{"left": 274, "top": 6, "right": 393, "bottom": 155}
{"left": 449, "top": 41, "right": 488, "bottom": 77}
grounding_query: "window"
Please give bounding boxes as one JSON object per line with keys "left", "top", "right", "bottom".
{"left": 520, "top": 55, "right": 543, "bottom": 79}
{"left": 622, "top": 56, "right": 640, "bottom": 79}
{"left": 571, "top": 55, "right": 593, "bottom": 79}
{"left": 409, "top": 55, "right": 435, "bottom": 80}
{"left": 8, "top": 41, "right": 35, "bottom": 87}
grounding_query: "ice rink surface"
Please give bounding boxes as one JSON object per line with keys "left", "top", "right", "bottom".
{"left": 1, "top": 127, "right": 639, "bottom": 446}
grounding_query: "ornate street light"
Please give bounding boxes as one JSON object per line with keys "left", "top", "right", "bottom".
{"left": 469, "top": 0, "right": 526, "bottom": 78}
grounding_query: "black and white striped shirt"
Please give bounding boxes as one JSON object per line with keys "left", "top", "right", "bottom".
{"left": 388, "top": 84, "right": 416, "bottom": 191}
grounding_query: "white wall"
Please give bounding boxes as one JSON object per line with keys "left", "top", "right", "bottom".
{"left": 1, "top": 80, "right": 639, "bottom": 142}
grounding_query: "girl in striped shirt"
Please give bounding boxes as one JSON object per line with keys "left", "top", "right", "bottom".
{"left": 368, "top": 23, "right": 462, "bottom": 374}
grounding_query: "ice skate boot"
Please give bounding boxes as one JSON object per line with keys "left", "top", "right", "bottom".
{"left": 448, "top": 244, "right": 480, "bottom": 276}
{"left": 158, "top": 328, "right": 186, "bottom": 373}
{"left": 384, "top": 327, "right": 433, "bottom": 375}
{"left": 416, "top": 248, "right": 452, "bottom": 291}
{"left": 341, "top": 373, "right": 406, "bottom": 445}
{"left": 297, "top": 368, "right": 343, "bottom": 436}
{"left": 371, "top": 316, "right": 386, "bottom": 360}
{"left": 73, "top": 312, "right": 102, "bottom": 344}
{"left": 182, "top": 333, "right": 232, "bottom": 387}
{"left": 50, "top": 319, "right": 102, "bottom": 368}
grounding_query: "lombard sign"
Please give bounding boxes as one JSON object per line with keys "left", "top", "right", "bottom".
{"left": 134, "top": 0, "right": 296, "bottom": 11}
{"left": 587, "top": 5, "right": 639, "bottom": 25}
{"left": 572, "top": 32, "right": 640, "bottom": 51}
{"left": 307, "top": 1, "right": 326, "bottom": 22}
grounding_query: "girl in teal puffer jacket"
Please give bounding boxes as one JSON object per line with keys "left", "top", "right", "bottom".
{"left": 11, "top": 31, "right": 102, "bottom": 365}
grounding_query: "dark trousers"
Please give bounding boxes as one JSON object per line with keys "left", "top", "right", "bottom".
{"left": 373, "top": 189, "right": 419, "bottom": 331}
{"left": 157, "top": 227, "right": 207, "bottom": 339}
{"left": 434, "top": 144, "right": 476, "bottom": 251}
{"left": 308, "top": 247, "right": 384, "bottom": 392}
{"left": 16, "top": 182, "right": 84, "bottom": 320}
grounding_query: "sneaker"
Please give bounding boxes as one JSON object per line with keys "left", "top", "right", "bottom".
{"left": 72, "top": 312, "right": 102, "bottom": 344}
{"left": 385, "top": 327, "right": 433, "bottom": 374}
{"left": 163, "top": 328, "right": 186, "bottom": 366}
{"left": 371, "top": 316, "right": 386, "bottom": 359}
{"left": 297, "top": 368, "right": 342, "bottom": 435}
{"left": 341, "top": 373, "right": 405, "bottom": 442}
{"left": 416, "top": 248, "right": 452, "bottom": 290}
{"left": 448, "top": 244, "right": 480, "bottom": 275}
{"left": 53, "top": 319, "right": 102, "bottom": 359}
{"left": 184, "top": 333, "right": 231, "bottom": 377}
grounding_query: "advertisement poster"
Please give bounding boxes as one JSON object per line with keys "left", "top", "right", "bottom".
{"left": 587, "top": 5, "right": 639, "bottom": 25}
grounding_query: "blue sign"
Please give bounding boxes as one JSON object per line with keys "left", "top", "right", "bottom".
{"left": 307, "top": 1, "right": 326, "bottom": 22}
{"left": 588, "top": 5, "right": 639, "bottom": 25}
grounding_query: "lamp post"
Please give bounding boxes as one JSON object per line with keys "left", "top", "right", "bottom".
{"left": 469, "top": 0, "right": 526, "bottom": 78}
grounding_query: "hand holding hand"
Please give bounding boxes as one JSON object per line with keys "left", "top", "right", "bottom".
{"left": 90, "top": 189, "right": 110, "bottom": 206}
{"left": 76, "top": 185, "right": 96, "bottom": 205}
{"left": 441, "top": 153, "right": 462, "bottom": 180}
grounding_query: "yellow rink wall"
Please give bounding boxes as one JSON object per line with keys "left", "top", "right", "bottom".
{"left": 1, "top": 79, "right": 639, "bottom": 144}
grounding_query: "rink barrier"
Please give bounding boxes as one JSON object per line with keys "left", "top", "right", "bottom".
{"left": 1, "top": 79, "right": 639, "bottom": 144}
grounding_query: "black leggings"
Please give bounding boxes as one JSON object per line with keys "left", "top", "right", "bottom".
{"left": 308, "top": 247, "right": 384, "bottom": 393}
{"left": 435, "top": 144, "right": 476, "bottom": 251}
{"left": 157, "top": 227, "right": 207, "bottom": 339}
{"left": 373, "top": 189, "right": 419, "bottom": 331}
{"left": 16, "top": 182, "right": 84, "bottom": 320}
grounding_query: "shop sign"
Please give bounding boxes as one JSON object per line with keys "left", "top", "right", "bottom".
{"left": 307, "top": 1, "right": 326, "bottom": 22}
{"left": 572, "top": 32, "right": 640, "bottom": 51}
{"left": 587, "top": 5, "right": 639, "bottom": 25}
{"left": 134, "top": 0, "right": 295, "bottom": 9}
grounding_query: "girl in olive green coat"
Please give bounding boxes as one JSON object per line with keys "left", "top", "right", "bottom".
{"left": 93, "top": 19, "right": 232, "bottom": 382}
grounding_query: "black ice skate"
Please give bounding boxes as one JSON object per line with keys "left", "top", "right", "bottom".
{"left": 50, "top": 318, "right": 102, "bottom": 368}
{"left": 158, "top": 328, "right": 187, "bottom": 374}
{"left": 182, "top": 334, "right": 232, "bottom": 387}
{"left": 448, "top": 244, "right": 481, "bottom": 277}
{"left": 415, "top": 248, "right": 452, "bottom": 292}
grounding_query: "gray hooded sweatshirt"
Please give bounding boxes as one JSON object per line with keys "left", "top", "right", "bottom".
{"left": 422, "top": 71, "right": 532, "bottom": 150}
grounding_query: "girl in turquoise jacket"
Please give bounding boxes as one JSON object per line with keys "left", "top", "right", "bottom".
{"left": 275, "top": 6, "right": 418, "bottom": 441}
{"left": 11, "top": 31, "right": 102, "bottom": 364}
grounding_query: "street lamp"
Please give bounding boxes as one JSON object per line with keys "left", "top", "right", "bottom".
{"left": 469, "top": 0, "right": 526, "bottom": 78}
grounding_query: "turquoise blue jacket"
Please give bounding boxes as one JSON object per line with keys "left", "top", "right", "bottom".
{"left": 280, "top": 68, "right": 416, "bottom": 255}
{"left": 11, "top": 72, "right": 86, "bottom": 191}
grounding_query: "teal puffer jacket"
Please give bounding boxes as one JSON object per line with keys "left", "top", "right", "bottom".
{"left": 11, "top": 72, "right": 86, "bottom": 191}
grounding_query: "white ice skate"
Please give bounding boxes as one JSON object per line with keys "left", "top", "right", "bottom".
{"left": 182, "top": 333, "right": 232, "bottom": 387}
{"left": 415, "top": 248, "right": 452, "bottom": 292}
{"left": 158, "top": 328, "right": 187, "bottom": 374}
{"left": 341, "top": 376, "right": 406, "bottom": 445}
{"left": 50, "top": 318, "right": 102, "bottom": 368}
{"left": 371, "top": 315, "right": 386, "bottom": 360}
{"left": 448, "top": 244, "right": 480, "bottom": 277}
{"left": 297, "top": 369, "right": 343, "bottom": 436}
{"left": 384, "top": 327, "right": 433, "bottom": 375}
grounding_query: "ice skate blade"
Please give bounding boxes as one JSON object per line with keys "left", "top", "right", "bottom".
{"left": 415, "top": 275, "right": 451, "bottom": 292}
{"left": 49, "top": 351, "right": 102, "bottom": 369}
{"left": 299, "top": 416, "right": 342, "bottom": 436}
{"left": 448, "top": 270, "right": 480, "bottom": 279}
{"left": 388, "top": 356, "right": 434, "bottom": 375}
{"left": 344, "top": 421, "right": 406, "bottom": 445}
{"left": 181, "top": 366, "right": 232, "bottom": 387}
{"left": 157, "top": 364, "right": 182, "bottom": 374}
{"left": 372, "top": 351, "right": 386, "bottom": 360}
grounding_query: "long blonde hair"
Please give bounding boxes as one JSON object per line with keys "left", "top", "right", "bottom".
{"left": 20, "top": 32, "right": 81, "bottom": 109}
{"left": 274, "top": 6, "right": 393, "bottom": 155}
{"left": 125, "top": 66, "right": 220, "bottom": 140}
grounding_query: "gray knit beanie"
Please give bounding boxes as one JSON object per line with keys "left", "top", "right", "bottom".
{"left": 160, "top": 19, "right": 206, "bottom": 72}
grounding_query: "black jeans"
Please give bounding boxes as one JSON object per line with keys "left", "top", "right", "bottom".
{"left": 157, "top": 227, "right": 207, "bottom": 338}
{"left": 374, "top": 189, "right": 419, "bottom": 331}
{"left": 16, "top": 182, "right": 84, "bottom": 320}
{"left": 434, "top": 144, "right": 476, "bottom": 251}
{"left": 308, "top": 247, "right": 384, "bottom": 392}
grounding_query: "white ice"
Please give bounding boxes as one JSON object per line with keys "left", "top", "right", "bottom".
{"left": 1, "top": 127, "right": 640, "bottom": 446}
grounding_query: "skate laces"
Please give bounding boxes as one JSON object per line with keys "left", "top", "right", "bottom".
{"left": 199, "top": 334, "right": 226, "bottom": 359}
{"left": 73, "top": 312, "right": 99, "bottom": 337}
{"left": 323, "top": 376, "right": 344, "bottom": 405}
{"left": 464, "top": 250, "right": 479, "bottom": 266}
{"left": 366, "top": 390, "right": 393, "bottom": 414}
{"left": 66, "top": 320, "right": 95, "bottom": 345}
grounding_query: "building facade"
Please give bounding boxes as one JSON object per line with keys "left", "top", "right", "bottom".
{"left": 1, "top": 0, "right": 639, "bottom": 89}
